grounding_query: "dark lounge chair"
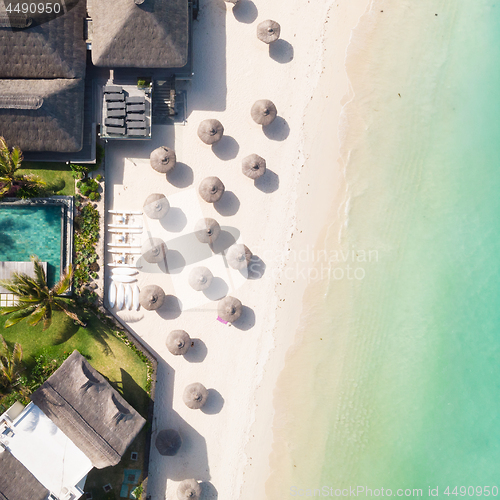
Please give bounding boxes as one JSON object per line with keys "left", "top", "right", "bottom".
{"left": 107, "top": 102, "right": 126, "bottom": 110}
{"left": 105, "top": 118, "right": 125, "bottom": 127}
{"left": 105, "top": 93, "right": 125, "bottom": 102}
{"left": 103, "top": 85, "right": 123, "bottom": 94}
{"left": 126, "top": 96, "right": 146, "bottom": 104}
{"left": 126, "top": 103, "right": 145, "bottom": 113}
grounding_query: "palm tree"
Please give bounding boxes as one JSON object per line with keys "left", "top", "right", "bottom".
{"left": 0, "top": 255, "right": 85, "bottom": 330}
{"left": 0, "top": 335, "right": 23, "bottom": 389}
{"left": 0, "top": 136, "right": 45, "bottom": 197}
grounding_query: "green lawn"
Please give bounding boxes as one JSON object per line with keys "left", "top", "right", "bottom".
{"left": 19, "top": 161, "right": 75, "bottom": 196}
{"left": 0, "top": 308, "right": 150, "bottom": 499}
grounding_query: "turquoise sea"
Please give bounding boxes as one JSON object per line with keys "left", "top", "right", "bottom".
{"left": 269, "top": 0, "right": 500, "bottom": 497}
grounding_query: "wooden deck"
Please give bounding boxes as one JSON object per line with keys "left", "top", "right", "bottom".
{"left": 0, "top": 261, "right": 47, "bottom": 294}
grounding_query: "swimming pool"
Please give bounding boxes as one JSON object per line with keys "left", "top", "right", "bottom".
{"left": 0, "top": 204, "right": 64, "bottom": 287}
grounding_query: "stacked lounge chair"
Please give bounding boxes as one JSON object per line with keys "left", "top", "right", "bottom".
{"left": 103, "top": 84, "right": 149, "bottom": 137}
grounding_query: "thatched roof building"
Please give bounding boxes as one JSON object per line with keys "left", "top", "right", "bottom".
{"left": 0, "top": 0, "right": 86, "bottom": 79}
{"left": 30, "top": 350, "right": 145, "bottom": 469}
{"left": 90, "top": 0, "right": 189, "bottom": 68}
{"left": 0, "top": 450, "right": 49, "bottom": 500}
{"left": 0, "top": 78, "right": 85, "bottom": 152}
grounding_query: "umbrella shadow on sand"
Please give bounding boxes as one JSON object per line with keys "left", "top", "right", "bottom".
{"left": 232, "top": 306, "right": 256, "bottom": 331}
{"left": 200, "top": 481, "right": 218, "bottom": 499}
{"left": 211, "top": 135, "right": 239, "bottom": 160}
{"left": 166, "top": 162, "right": 194, "bottom": 188}
{"left": 210, "top": 228, "right": 239, "bottom": 254}
{"left": 269, "top": 39, "right": 294, "bottom": 64}
{"left": 156, "top": 295, "right": 182, "bottom": 320}
{"left": 183, "top": 338, "right": 208, "bottom": 363}
{"left": 201, "top": 389, "right": 224, "bottom": 415}
{"left": 232, "top": 0, "right": 258, "bottom": 24}
{"left": 203, "top": 277, "right": 229, "bottom": 301}
{"left": 214, "top": 191, "right": 240, "bottom": 216}
{"left": 244, "top": 255, "right": 266, "bottom": 280}
{"left": 263, "top": 116, "right": 290, "bottom": 141}
{"left": 255, "top": 168, "right": 279, "bottom": 193}
{"left": 161, "top": 207, "right": 188, "bottom": 233}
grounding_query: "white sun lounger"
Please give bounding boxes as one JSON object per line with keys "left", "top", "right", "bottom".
{"left": 106, "top": 243, "right": 141, "bottom": 248}
{"left": 108, "top": 210, "right": 143, "bottom": 215}
{"left": 108, "top": 228, "right": 143, "bottom": 233}
{"left": 107, "top": 263, "right": 138, "bottom": 268}
{"left": 108, "top": 248, "right": 142, "bottom": 254}
{"left": 108, "top": 224, "right": 143, "bottom": 229}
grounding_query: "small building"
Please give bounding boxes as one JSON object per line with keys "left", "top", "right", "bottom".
{"left": 0, "top": 0, "right": 192, "bottom": 160}
{"left": 0, "top": 351, "right": 145, "bottom": 500}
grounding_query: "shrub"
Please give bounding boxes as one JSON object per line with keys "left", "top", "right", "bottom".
{"left": 17, "top": 185, "right": 40, "bottom": 199}
{"left": 88, "top": 192, "right": 100, "bottom": 202}
{"left": 28, "top": 350, "right": 71, "bottom": 392}
{"left": 74, "top": 203, "right": 100, "bottom": 290}
{"left": 77, "top": 177, "right": 100, "bottom": 199}
{"left": 95, "top": 174, "right": 103, "bottom": 182}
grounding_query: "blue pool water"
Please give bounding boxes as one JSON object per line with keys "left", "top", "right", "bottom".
{"left": 0, "top": 205, "right": 63, "bottom": 286}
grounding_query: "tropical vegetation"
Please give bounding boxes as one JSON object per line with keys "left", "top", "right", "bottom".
{"left": 74, "top": 202, "right": 100, "bottom": 291}
{"left": 0, "top": 255, "right": 84, "bottom": 330}
{"left": 0, "top": 137, "right": 45, "bottom": 198}
{"left": 0, "top": 335, "right": 23, "bottom": 390}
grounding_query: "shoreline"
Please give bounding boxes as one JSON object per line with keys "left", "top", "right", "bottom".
{"left": 238, "top": 0, "right": 372, "bottom": 498}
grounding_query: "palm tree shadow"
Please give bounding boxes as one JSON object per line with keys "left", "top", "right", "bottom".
{"left": 51, "top": 314, "right": 80, "bottom": 345}
{"left": 80, "top": 312, "right": 114, "bottom": 356}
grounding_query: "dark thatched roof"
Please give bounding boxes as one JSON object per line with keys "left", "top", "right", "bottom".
{"left": 30, "top": 350, "right": 146, "bottom": 469}
{"left": 90, "top": 0, "right": 189, "bottom": 68}
{"left": 0, "top": 78, "right": 85, "bottom": 152}
{"left": 0, "top": 450, "right": 49, "bottom": 500}
{"left": 0, "top": 0, "right": 86, "bottom": 79}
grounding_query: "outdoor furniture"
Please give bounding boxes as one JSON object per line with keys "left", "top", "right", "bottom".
{"left": 103, "top": 85, "right": 123, "bottom": 93}
{"left": 107, "top": 102, "right": 126, "bottom": 110}
{"left": 106, "top": 126, "right": 126, "bottom": 135}
{"left": 105, "top": 93, "right": 125, "bottom": 102}
{"left": 126, "top": 115, "right": 146, "bottom": 122}
{"left": 251, "top": 99, "right": 277, "bottom": 126}
{"left": 105, "top": 118, "right": 125, "bottom": 127}
{"left": 107, "top": 109, "right": 125, "bottom": 118}
{"left": 127, "top": 122, "right": 146, "bottom": 129}
{"left": 126, "top": 103, "right": 145, "bottom": 113}
{"left": 126, "top": 96, "right": 145, "bottom": 104}
{"left": 128, "top": 129, "right": 147, "bottom": 136}
{"left": 197, "top": 119, "right": 224, "bottom": 145}
{"left": 257, "top": 20, "right": 281, "bottom": 44}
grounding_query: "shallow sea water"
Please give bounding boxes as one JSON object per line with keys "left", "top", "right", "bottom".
{"left": 268, "top": 0, "right": 500, "bottom": 496}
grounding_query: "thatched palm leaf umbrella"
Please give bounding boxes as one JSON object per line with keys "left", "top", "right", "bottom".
{"left": 155, "top": 429, "right": 182, "bottom": 456}
{"left": 218, "top": 296, "right": 242, "bottom": 322}
{"left": 141, "top": 237, "right": 167, "bottom": 263}
{"left": 177, "top": 479, "right": 202, "bottom": 500}
{"left": 242, "top": 154, "right": 266, "bottom": 179}
{"left": 194, "top": 218, "right": 221, "bottom": 244}
{"left": 197, "top": 119, "right": 224, "bottom": 145}
{"left": 166, "top": 330, "right": 191, "bottom": 355}
{"left": 183, "top": 383, "right": 208, "bottom": 410}
{"left": 139, "top": 285, "right": 165, "bottom": 311}
{"left": 143, "top": 193, "right": 170, "bottom": 219}
{"left": 150, "top": 146, "right": 176, "bottom": 173}
{"left": 257, "top": 20, "right": 281, "bottom": 44}
{"left": 188, "top": 267, "right": 213, "bottom": 291}
{"left": 251, "top": 99, "right": 277, "bottom": 126}
{"left": 199, "top": 176, "right": 225, "bottom": 203}
{"left": 226, "top": 244, "right": 252, "bottom": 270}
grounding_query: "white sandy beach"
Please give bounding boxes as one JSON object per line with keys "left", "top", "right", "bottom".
{"left": 104, "top": 0, "right": 369, "bottom": 498}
